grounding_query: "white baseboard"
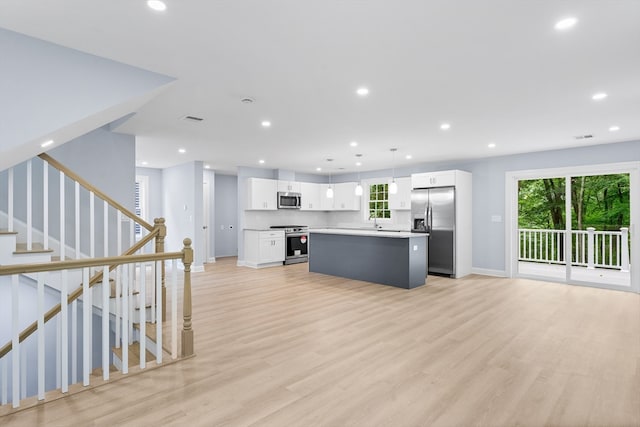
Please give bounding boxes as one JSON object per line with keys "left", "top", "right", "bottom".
{"left": 236, "top": 260, "right": 246, "bottom": 267}
{"left": 192, "top": 265, "right": 205, "bottom": 273}
{"left": 208, "top": 257, "right": 216, "bottom": 263}
{"left": 471, "top": 267, "right": 507, "bottom": 277}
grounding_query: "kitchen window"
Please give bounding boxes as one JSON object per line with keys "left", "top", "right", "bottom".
{"left": 367, "top": 182, "right": 391, "bottom": 220}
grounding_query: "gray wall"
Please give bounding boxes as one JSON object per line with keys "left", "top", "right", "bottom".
{"left": 237, "top": 139, "right": 640, "bottom": 273}
{"left": 136, "top": 166, "right": 164, "bottom": 223}
{"left": 214, "top": 174, "right": 238, "bottom": 258}
{"left": 162, "top": 161, "right": 204, "bottom": 269}
{"left": 0, "top": 28, "right": 174, "bottom": 171}
{"left": 0, "top": 127, "right": 135, "bottom": 256}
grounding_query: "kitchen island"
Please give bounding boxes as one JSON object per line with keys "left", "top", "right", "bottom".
{"left": 308, "top": 229, "right": 428, "bottom": 289}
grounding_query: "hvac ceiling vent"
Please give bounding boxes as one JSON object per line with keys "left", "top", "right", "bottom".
{"left": 183, "top": 115, "right": 204, "bottom": 122}
{"left": 575, "top": 134, "right": 593, "bottom": 140}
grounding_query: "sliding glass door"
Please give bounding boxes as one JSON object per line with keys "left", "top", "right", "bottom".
{"left": 509, "top": 162, "right": 638, "bottom": 292}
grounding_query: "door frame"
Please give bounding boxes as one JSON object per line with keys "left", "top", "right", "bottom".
{"left": 505, "top": 161, "right": 639, "bottom": 293}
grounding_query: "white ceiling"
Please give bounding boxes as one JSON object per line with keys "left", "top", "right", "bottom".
{"left": 1, "top": 0, "right": 639, "bottom": 174}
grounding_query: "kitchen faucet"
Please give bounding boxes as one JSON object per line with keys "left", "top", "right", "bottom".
{"left": 370, "top": 215, "right": 382, "bottom": 229}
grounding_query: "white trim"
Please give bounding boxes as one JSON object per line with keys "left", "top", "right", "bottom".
{"left": 362, "top": 177, "right": 393, "bottom": 223}
{"left": 471, "top": 268, "right": 507, "bottom": 277}
{"left": 243, "top": 261, "right": 282, "bottom": 269}
{"left": 192, "top": 265, "right": 205, "bottom": 273}
{"left": 505, "top": 161, "right": 640, "bottom": 293}
{"left": 208, "top": 257, "right": 216, "bottom": 263}
{"left": 236, "top": 260, "right": 246, "bottom": 267}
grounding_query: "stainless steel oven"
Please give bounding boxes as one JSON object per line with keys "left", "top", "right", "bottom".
{"left": 277, "top": 192, "right": 302, "bottom": 209}
{"left": 270, "top": 226, "right": 308, "bottom": 264}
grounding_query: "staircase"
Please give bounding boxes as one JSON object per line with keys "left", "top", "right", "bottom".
{"left": 0, "top": 154, "right": 194, "bottom": 411}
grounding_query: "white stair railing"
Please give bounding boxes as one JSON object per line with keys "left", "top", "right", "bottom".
{"left": 519, "top": 227, "right": 631, "bottom": 270}
{"left": 0, "top": 241, "right": 193, "bottom": 409}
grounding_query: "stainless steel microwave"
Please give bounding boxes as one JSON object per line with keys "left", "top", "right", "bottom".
{"left": 277, "top": 192, "right": 302, "bottom": 209}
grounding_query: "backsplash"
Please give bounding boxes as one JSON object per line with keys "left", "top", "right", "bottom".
{"left": 243, "top": 209, "right": 411, "bottom": 230}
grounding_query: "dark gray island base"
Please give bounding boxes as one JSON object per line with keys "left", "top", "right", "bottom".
{"left": 309, "top": 229, "right": 428, "bottom": 289}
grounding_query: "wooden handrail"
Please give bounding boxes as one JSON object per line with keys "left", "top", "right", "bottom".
{"left": 38, "top": 153, "right": 154, "bottom": 232}
{"left": 0, "top": 229, "right": 163, "bottom": 359}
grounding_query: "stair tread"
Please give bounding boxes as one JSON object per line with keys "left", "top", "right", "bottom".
{"left": 133, "top": 321, "right": 158, "bottom": 341}
{"left": 51, "top": 255, "right": 73, "bottom": 262}
{"left": 91, "top": 365, "right": 119, "bottom": 377}
{"left": 113, "top": 342, "right": 155, "bottom": 367}
{"left": 13, "top": 242, "right": 54, "bottom": 254}
{"left": 0, "top": 229, "right": 18, "bottom": 235}
{"left": 110, "top": 281, "right": 140, "bottom": 298}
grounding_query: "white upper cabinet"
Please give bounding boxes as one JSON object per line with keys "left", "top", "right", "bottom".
{"left": 388, "top": 177, "right": 411, "bottom": 210}
{"left": 333, "top": 182, "right": 361, "bottom": 211}
{"left": 277, "top": 180, "right": 301, "bottom": 193}
{"left": 300, "top": 182, "right": 322, "bottom": 211}
{"left": 411, "top": 170, "right": 456, "bottom": 189}
{"left": 246, "top": 178, "right": 277, "bottom": 210}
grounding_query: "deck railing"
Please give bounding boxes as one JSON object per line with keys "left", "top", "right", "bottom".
{"left": 519, "top": 228, "right": 630, "bottom": 271}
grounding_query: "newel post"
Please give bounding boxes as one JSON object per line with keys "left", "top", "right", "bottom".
{"left": 586, "top": 227, "right": 595, "bottom": 269}
{"left": 154, "top": 218, "right": 167, "bottom": 320}
{"left": 181, "top": 238, "right": 194, "bottom": 357}
{"left": 620, "top": 227, "right": 630, "bottom": 272}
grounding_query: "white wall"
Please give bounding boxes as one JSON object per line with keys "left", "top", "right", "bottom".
{"left": 136, "top": 166, "right": 164, "bottom": 223}
{"left": 162, "top": 161, "right": 204, "bottom": 270}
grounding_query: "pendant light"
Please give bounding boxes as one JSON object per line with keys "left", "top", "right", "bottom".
{"left": 355, "top": 154, "right": 363, "bottom": 196}
{"left": 326, "top": 158, "right": 334, "bottom": 198}
{"left": 389, "top": 148, "right": 398, "bottom": 194}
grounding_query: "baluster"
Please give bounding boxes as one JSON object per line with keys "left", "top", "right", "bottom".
{"left": 75, "top": 182, "right": 80, "bottom": 259}
{"left": 60, "top": 171, "right": 65, "bottom": 261}
{"left": 71, "top": 296, "right": 77, "bottom": 385}
{"left": 12, "top": 275, "right": 20, "bottom": 408}
{"left": 102, "top": 266, "right": 109, "bottom": 381}
{"left": 129, "top": 219, "right": 135, "bottom": 345}
{"left": 90, "top": 192, "right": 95, "bottom": 258}
{"left": 27, "top": 160, "right": 32, "bottom": 251}
{"left": 43, "top": 161, "right": 49, "bottom": 250}
{"left": 20, "top": 345, "right": 26, "bottom": 400}
{"left": 587, "top": 227, "right": 595, "bottom": 269}
{"left": 115, "top": 264, "right": 121, "bottom": 349}
{"left": 82, "top": 268, "right": 91, "bottom": 386}
{"left": 61, "top": 270, "right": 68, "bottom": 393}
{"left": 528, "top": 230, "right": 532, "bottom": 260}
{"left": 601, "top": 234, "right": 605, "bottom": 266}
{"left": 104, "top": 201, "right": 108, "bottom": 258}
{"left": 1, "top": 356, "right": 7, "bottom": 405}
{"left": 621, "top": 228, "right": 629, "bottom": 272}
{"left": 56, "top": 316, "right": 60, "bottom": 390}
{"left": 156, "top": 260, "right": 162, "bottom": 365}
{"left": 37, "top": 272, "right": 45, "bottom": 400}
{"left": 151, "top": 262, "right": 156, "bottom": 324}
{"left": 609, "top": 235, "right": 613, "bottom": 267}
{"left": 140, "top": 262, "right": 146, "bottom": 369}
{"left": 122, "top": 264, "right": 129, "bottom": 374}
{"left": 171, "top": 260, "right": 178, "bottom": 359}
{"left": 8, "top": 168, "right": 14, "bottom": 232}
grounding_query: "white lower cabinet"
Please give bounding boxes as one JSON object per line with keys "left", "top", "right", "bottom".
{"left": 244, "top": 230, "right": 285, "bottom": 268}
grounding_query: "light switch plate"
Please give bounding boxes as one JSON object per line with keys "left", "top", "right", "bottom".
{"left": 413, "top": 245, "right": 418, "bottom": 251}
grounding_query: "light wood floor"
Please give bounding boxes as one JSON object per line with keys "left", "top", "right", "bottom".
{"left": 2, "top": 257, "right": 639, "bottom": 426}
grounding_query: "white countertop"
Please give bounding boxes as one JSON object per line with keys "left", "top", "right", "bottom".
{"left": 309, "top": 228, "right": 426, "bottom": 239}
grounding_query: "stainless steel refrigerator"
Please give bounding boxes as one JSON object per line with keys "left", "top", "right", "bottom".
{"left": 411, "top": 186, "right": 455, "bottom": 277}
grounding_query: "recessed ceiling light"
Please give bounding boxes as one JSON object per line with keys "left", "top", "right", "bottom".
{"left": 609, "top": 126, "right": 620, "bottom": 132}
{"left": 440, "top": 123, "right": 451, "bottom": 130}
{"left": 178, "top": 148, "right": 186, "bottom": 153}
{"left": 592, "top": 92, "right": 608, "bottom": 101}
{"left": 147, "top": 0, "right": 167, "bottom": 12}
{"left": 261, "top": 120, "right": 271, "bottom": 127}
{"left": 316, "top": 167, "right": 322, "bottom": 171}
{"left": 259, "top": 159, "right": 265, "bottom": 164}
{"left": 405, "top": 154, "right": 412, "bottom": 160}
{"left": 41, "top": 140, "right": 54, "bottom": 148}
{"left": 141, "top": 161, "right": 148, "bottom": 166}
{"left": 488, "top": 143, "right": 496, "bottom": 148}
{"left": 205, "top": 164, "right": 211, "bottom": 169}
{"left": 350, "top": 141, "right": 358, "bottom": 147}
{"left": 356, "top": 162, "right": 362, "bottom": 166}
{"left": 555, "top": 17, "right": 578, "bottom": 31}
{"left": 356, "top": 87, "right": 369, "bottom": 96}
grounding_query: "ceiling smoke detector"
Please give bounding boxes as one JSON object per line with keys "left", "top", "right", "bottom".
{"left": 241, "top": 98, "right": 255, "bottom": 104}
{"left": 183, "top": 115, "right": 204, "bottom": 122}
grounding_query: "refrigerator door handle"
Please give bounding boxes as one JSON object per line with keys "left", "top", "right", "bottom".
{"left": 427, "top": 205, "right": 432, "bottom": 233}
